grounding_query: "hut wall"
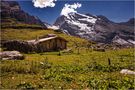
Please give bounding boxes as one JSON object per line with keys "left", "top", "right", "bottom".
{"left": 49, "top": 39, "right": 56, "bottom": 50}
{"left": 38, "top": 41, "right": 48, "bottom": 52}
{"left": 56, "top": 38, "right": 67, "bottom": 50}
{"left": 39, "top": 39, "right": 57, "bottom": 51}
{"left": 56, "top": 39, "right": 61, "bottom": 49}
{"left": 38, "top": 38, "right": 67, "bottom": 51}
{"left": 61, "top": 41, "right": 67, "bottom": 49}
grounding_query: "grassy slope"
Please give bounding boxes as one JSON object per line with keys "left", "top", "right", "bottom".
{"left": 1, "top": 28, "right": 87, "bottom": 47}
{"left": 1, "top": 18, "right": 44, "bottom": 29}
{"left": 1, "top": 28, "right": 135, "bottom": 89}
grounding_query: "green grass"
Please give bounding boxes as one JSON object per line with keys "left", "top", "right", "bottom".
{"left": 1, "top": 48, "right": 134, "bottom": 89}
{"left": 1, "top": 28, "right": 135, "bottom": 89}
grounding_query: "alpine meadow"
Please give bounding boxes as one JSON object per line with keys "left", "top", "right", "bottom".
{"left": 0, "top": 0, "right": 135, "bottom": 89}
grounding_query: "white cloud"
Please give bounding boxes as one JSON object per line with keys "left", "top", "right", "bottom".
{"left": 60, "top": 3, "right": 82, "bottom": 16}
{"left": 32, "top": 0, "right": 57, "bottom": 8}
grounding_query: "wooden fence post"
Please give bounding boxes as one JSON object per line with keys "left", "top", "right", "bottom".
{"left": 108, "top": 58, "right": 111, "bottom": 66}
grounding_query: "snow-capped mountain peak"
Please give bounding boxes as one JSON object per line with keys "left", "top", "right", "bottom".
{"left": 54, "top": 12, "right": 98, "bottom": 38}
{"left": 63, "top": 12, "right": 98, "bottom": 24}
{"left": 54, "top": 12, "right": 134, "bottom": 45}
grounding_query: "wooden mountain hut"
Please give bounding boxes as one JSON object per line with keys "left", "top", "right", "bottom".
{"left": 27, "top": 36, "right": 68, "bottom": 52}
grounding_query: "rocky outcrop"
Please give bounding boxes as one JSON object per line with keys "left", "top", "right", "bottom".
{"left": 0, "top": 51, "right": 24, "bottom": 60}
{"left": 1, "top": 1, "right": 47, "bottom": 29}
{"left": 2, "top": 40, "right": 37, "bottom": 53}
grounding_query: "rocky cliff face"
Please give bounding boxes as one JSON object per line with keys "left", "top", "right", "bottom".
{"left": 1, "top": 1, "right": 47, "bottom": 28}
{"left": 54, "top": 12, "right": 134, "bottom": 45}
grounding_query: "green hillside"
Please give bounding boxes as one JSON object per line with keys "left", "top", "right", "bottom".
{"left": 1, "top": 28, "right": 135, "bottom": 89}
{"left": 1, "top": 28, "right": 89, "bottom": 47}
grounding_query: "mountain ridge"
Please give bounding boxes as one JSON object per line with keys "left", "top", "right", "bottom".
{"left": 1, "top": 1, "right": 47, "bottom": 29}
{"left": 54, "top": 12, "right": 134, "bottom": 46}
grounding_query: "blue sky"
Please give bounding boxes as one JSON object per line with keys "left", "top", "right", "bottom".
{"left": 17, "top": 0, "right": 134, "bottom": 24}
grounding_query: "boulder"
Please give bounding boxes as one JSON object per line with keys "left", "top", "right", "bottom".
{"left": 0, "top": 51, "right": 24, "bottom": 60}
{"left": 120, "top": 69, "right": 135, "bottom": 75}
